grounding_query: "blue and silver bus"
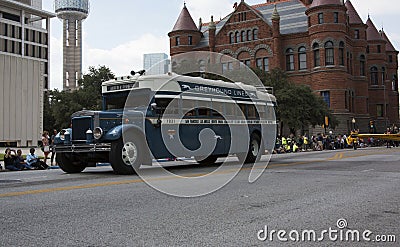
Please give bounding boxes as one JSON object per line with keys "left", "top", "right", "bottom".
{"left": 55, "top": 73, "right": 276, "bottom": 174}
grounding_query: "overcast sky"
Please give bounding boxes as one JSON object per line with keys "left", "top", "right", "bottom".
{"left": 42, "top": 0, "right": 400, "bottom": 90}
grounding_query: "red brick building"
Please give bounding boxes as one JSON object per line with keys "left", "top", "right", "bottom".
{"left": 168, "top": 0, "right": 399, "bottom": 134}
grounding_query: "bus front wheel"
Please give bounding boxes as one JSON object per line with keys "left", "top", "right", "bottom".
{"left": 237, "top": 133, "right": 262, "bottom": 164}
{"left": 56, "top": 153, "right": 87, "bottom": 173}
{"left": 110, "top": 135, "right": 142, "bottom": 175}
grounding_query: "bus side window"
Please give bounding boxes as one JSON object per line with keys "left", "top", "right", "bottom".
{"left": 157, "top": 98, "right": 179, "bottom": 115}
{"left": 211, "top": 101, "right": 224, "bottom": 119}
{"left": 225, "top": 103, "right": 235, "bottom": 117}
{"left": 238, "top": 104, "right": 247, "bottom": 118}
{"left": 182, "top": 99, "right": 196, "bottom": 117}
{"left": 197, "top": 100, "right": 211, "bottom": 117}
{"left": 247, "top": 105, "right": 258, "bottom": 119}
{"left": 258, "top": 105, "right": 266, "bottom": 119}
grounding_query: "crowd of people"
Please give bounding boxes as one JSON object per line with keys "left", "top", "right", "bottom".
{"left": 1, "top": 129, "right": 58, "bottom": 172}
{"left": 274, "top": 126, "right": 399, "bottom": 154}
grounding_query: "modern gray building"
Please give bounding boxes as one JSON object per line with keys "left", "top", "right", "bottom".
{"left": 143, "top": 53, "right": 170, "bottom": 75}
{"left": 54, "top": 0, "right": 89, "bottom": 91}
{"left": 0, "top": 0, "right": 55, "bottom": 147}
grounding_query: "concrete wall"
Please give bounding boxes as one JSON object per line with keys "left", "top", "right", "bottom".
{"left": 0, "top": 53, "right": 43, "bottom": 146}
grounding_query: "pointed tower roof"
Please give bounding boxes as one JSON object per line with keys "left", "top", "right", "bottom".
{"left": 310, "top": 0, "right": 342, "bottom": 8}
{"left": 171, "top": 4, "right": 198, "bottom": 32}
{"left": 366, "top": 17, "right": 382, "bottom": 41}
{"left": 381, "top": 31, "right": 397, "bottom": 52}
{"left": 345, "top": 0, "right": 363, "bottom": 24}
{"left": 271, "top": 4, "right": 280, "bottom": 21}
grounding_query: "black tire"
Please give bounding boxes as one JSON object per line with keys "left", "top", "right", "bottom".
{"left": 194, "top": 155, "right": 218, "bottom": 165}
{"left": 110, "top": 134, "right": 142, "bottom": 175}
{"left": 56, "top": 153, "right": 86, "bottom": 173}
{"left": 237, "top": 133, "right": 262, "bottom": 164}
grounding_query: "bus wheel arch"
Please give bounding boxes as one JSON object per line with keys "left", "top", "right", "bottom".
{"left": 110, "top": 128, "right": 146, "bottom": 175}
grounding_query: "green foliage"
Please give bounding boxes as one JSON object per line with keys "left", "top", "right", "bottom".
{"left": 44, "top": 66, "right": 114, "bottom": 131}
{"left": 253, "top": 68, "right": 338, "bottom": 134}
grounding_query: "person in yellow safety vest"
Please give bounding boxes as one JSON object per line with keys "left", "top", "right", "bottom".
{"left": 303, "top": 136, "right": 309, "bottom": 151}
{"left": 293, "top": 142, "right": 299, "bottom": 152}
{"left": 282, "top": 136, "right": 287, "bottom": 151}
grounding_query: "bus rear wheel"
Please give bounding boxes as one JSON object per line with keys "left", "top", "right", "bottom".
{"left": 237, "top": 133, "right": 262, "bottom": 164}
{"left": 195, "top": 155, "right": 218, "bottom": 165}
{"left": 110, "top": 135, "right": 142, "bottom": 175}
{"left": 56, "top": 153, "right": 87, "bottom": 173}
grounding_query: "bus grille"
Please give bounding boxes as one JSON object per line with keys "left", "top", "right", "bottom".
{"left": 72, "top": 117, "right": 92, "bottom": 141}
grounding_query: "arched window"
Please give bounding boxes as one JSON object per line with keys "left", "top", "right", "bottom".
{"left": 229, "top": 33, "right": 234, "bottom": 44}
{"left": 235, "top": 31, "right": 240, "bottom": 43}
{"left": 253, "top": 29, "right": 258, "bottom": 40}
{"left": 313, "top": 43, "right": 320, "bottom": 67}
{"left": 325, "top": 41, "right": 334, "bottom": 65}
{"left": 339, "top": 42, "right": 344, "bottom": 66}
{"left": 370, "top": 66, "right": 378, "bottom": 85}
{"left": 286, "top": 48, "right": 294, "bottom": 71}
{"left": 360, "top": 55, "right": 366, "bottom": 76}
{"left": 298, "top": 46, "right": 307, "bottom": 70}
{"left": 241, "top": 31, "right": 246, "bottom": 42}
{"left": 247, "top": 30, "right": 252, "bottom": 41}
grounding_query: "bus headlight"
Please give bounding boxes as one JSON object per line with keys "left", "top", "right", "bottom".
{"left": 93, "top": 127, "right": 103, "bottom": 140}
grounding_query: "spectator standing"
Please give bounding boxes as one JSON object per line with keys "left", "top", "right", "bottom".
{"left": 50, "top": 129, "right": 57, "bottom": 166}
{"left": 41, "top": 131, "right": 51, "bottom": 164}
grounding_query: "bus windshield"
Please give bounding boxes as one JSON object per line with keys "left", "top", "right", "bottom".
{"left": 104, "top": 88, "right": 152, "bottom": 110}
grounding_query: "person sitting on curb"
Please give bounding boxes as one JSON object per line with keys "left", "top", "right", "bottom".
{"left": 15, "top": 149, "right": 34, "bottom": 170}
{"left": 4, "top": 148, "right": 22, "bottom": 171}
{"left": 26, "top": 148, "right": 49, "bottom": 170}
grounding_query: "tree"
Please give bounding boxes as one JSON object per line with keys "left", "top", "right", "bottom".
{"left": 254, "top": 68, "right": 338, "bottom": 134}
{"left": 44, "top": 66, "right": 114, "bottom": 131}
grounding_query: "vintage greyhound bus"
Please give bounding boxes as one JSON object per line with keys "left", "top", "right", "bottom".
{"left": 55, "top": 72, "right": 276, "bottom": 174}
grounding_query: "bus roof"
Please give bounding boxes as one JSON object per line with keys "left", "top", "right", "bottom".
{"left": 102, "top": 72, "right": 275, "bottom": 102}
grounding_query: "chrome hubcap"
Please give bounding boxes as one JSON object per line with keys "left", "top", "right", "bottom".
{"left": 122, "top": 142, "right": 138, "bottom": 165}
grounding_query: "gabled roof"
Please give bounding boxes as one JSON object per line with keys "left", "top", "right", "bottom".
{"left": 171, "top": 4, "right": 198, "bottom": 32}
{"left": 345, "top": 0, "right": 363, "bottom": 24}
{"left": 310, "top": 0, "right": 342, "bottom": 8}
{"left": 381, "top": 31, "right": 397, "bottom": 52}
{"left": 366, "top": 17, "right": 382, "bottom": 41}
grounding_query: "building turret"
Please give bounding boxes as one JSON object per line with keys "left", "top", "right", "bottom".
{"left": 169, "top": 4, "right": 202, "bottom": 56}
{"left": 271, "top": 5, "right": 281, "bottom": 68}
{"left": 208, "top": 16, "right": 216, "bottom": 52}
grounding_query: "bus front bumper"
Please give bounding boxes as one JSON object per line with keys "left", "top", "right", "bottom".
{"left": 55, "top": 143, "right": 111, "bottom": 153}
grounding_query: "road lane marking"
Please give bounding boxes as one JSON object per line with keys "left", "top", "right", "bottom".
{"left": 0, "top": 149, "right": 398, "bottom": 198}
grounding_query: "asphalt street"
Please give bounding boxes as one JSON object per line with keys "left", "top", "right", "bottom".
{"left": 0, "top": 147, "right": 399, "bottom": 246}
